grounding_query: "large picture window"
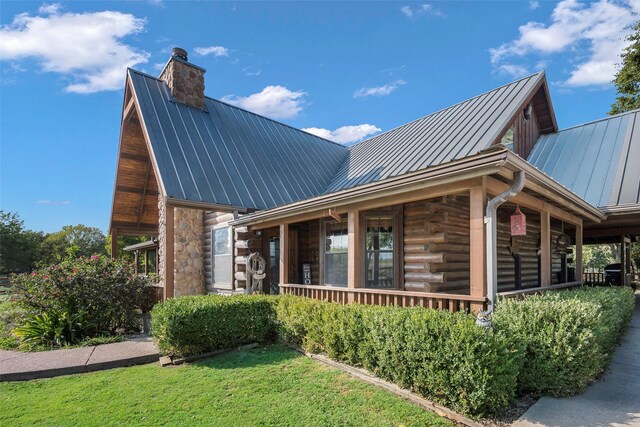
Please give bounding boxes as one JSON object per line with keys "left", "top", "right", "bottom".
{"left": 323, "top": 219, "right": 348, "bottom": 287}
{"left": 212, "top": 226, "right": 232, "bottom": 285}
{"left": 365, "top": 216, "right": 395, "bottom": 289}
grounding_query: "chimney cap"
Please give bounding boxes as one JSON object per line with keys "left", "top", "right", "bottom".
{"left": 172, "top": 47, "right": 188, "bottom": 61}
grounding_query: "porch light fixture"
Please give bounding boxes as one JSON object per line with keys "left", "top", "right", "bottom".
{"left": 524, "top": 103, "right": 533, "bottom": 120}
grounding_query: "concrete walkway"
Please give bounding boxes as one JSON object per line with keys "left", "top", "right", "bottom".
{"left": 515, "top": 293, "right": 640, "bottom": 427}
{"left": 0, "top": 335, "right": 159, "bottom": 381}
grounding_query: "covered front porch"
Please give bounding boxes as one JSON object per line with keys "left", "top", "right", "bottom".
{"left": 231, "top": 151, "right": 601, "bottom": 313}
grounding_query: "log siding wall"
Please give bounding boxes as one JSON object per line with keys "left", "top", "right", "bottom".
{"left": 402, "top": 194, "right": 470, "bottom": 294}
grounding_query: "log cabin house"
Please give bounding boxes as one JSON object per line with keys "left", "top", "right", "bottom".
{"left": 111, "top": 48, "right": 639, "bottom": 313}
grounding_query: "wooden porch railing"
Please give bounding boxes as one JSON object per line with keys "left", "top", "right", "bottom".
{"left": 279, "top": 284, "right": 487, "bottom": 312}
{"left": 583, "top": 272, "right": 605, "bottom": 285}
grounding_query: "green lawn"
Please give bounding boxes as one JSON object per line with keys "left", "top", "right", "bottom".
{"left": 0, "top": 344, "right": 451, "bottom": 427}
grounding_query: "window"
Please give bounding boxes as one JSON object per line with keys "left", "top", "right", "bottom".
{"left": 365, "top": 216, "right": 395, "bottom": 289}
{"left": 323, "top": 219, "right": 348, "bottom": 286}
{"left": 212, "top": 226, "right": 232, "bottom": 285}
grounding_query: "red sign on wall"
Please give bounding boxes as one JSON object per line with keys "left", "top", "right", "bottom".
{"left": 511, "top": 206, "right": 527, "bottom": 236}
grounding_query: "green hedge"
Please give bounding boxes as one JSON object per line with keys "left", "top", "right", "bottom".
{"left": 493, "top": 286, "right": 635, "bottom": 397}
{"left": 276, "top": 296, "right": 521, "bottom": 417}
{"left": 151, "top": 294, "right": 277, "bottom": 357}
{"left": 151, "top": 286, "right": 635, "bottom": 417}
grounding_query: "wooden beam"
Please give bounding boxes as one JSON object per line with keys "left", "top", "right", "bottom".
{"left": 164, "top": 205, "right": 174, "bottom": 300}
{"left": 540, "top": 211, "right": 551, "bottom": 287}
{"left": 110, "top": 229, "right": 118, "bottom": 260}
{"left": 122, "top": 98, "right": 136, "bottom": 123}
{"left": 620, "top": 233, "right": 626, "bottom": 286}
{"left": 249, "top": 178, "right": 480, "bottom": 231}
{"left": 110, "top": 221, "right": 158, "bottom": 232}
{"left": 469, "top": 185, "right": 486, "bottom": 312}
{"left": 279, "top": 224, "right": 289, "bottom": 286}
{"left": 347, "top": 210, "right": 361, "bottom": 295}
{"left": 116, "top": 185, "right": 158, "bottom": 196}
{"left": 576, "top": 223, "right": 583, "bottom": 283}
{"left": 120, "top": 152, "right": 149, "bottom": 163}
{"left": 487, "top": 177, "right": 583, "bottom": 226}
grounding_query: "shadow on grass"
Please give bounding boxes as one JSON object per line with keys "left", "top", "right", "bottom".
{"left": 193, "top": 343, "right": 301, "bottom": 370}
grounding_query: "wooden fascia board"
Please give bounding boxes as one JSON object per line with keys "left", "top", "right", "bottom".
{"left": 233, "top": 151, "right": 507, "bottom": 229}
{"left": 126, "top": 71, "right": 168, "bottom": 199}
{"left": 540, "top": 78, "right": 559, "bottom": 132}
{"left": 165, "top": 197, "right": 247, "bottom": 213}
{"left": 486, "top": 176, "right": 583, "bottom": 226}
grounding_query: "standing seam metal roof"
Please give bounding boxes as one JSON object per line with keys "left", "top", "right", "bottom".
{"left": 324, "top": 72, "right": 545, "bottom": 193}
{"left": 528, "top": 109, "right": 640, "bottom": 208}
{"left": 129, "top": 69, "right": 349, "bottom": 210}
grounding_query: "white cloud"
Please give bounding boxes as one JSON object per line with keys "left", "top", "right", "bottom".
{"left": 222, "top": 85, "right": 307, "bottom": 119}
{"left": 497, "top": 63, "right": 530, "bottom": 78}
{"left": 400, "top": 6, "right": 413, "bottom": 17}
{"left": 242, "top": 66, "right": 262, "bottom": 76}
{"left": 354, "top": 80, "right": 406, "bottom": 98}
{"left": 400, "top": 4, "right": 444, "bottom": 18}
{"left": 529, "top": 1, "right": 540, "bottom": 10}
{"left": 38, "top": 3, "right": 61, "bottom": 14}
{"left": 0, "top": 7, "right": 148, "bottom": 93}
{"left": 37, "top": 200, "right": 70, "bottom": 206}
{"left": 303, "top": 124, "right": 382, "bottom": 144}
{"left": 194, "top": 45, "right": 229, "bottom": 57}
{"left": 489, "top": 0, "right": 640, "bottom": 86}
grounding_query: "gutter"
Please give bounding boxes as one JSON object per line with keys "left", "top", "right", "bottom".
{"left": 484, "top": 170, "right": 526, "bottom": 313}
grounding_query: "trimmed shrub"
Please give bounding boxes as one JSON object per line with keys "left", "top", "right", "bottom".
{"left": 493, "top": 286, "right": 635, "bottom": 397}
{"left": 277, "top": 296, "right": 521, "bottom": 417}
{"left": 11, "top": 256, "right": 151, "bottom": 337}
{"left": 151, "top": 294, "right": 278, "bottom": 357}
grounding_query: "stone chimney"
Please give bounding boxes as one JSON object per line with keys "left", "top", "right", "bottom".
{"left": 159, "top": 48, "right": 206, "bottom": 109}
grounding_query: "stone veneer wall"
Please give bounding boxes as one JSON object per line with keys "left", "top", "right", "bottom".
{"left": 173, "top": 207, "right": 205, "bottom": 296}
{"left": 159, "top": 59, "right": 205, "bottom": 110}
{"left": 157, "top": 195, "right": 206, "bottom": 297}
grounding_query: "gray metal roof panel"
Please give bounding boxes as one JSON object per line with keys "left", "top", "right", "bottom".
{"left": 325, "top": 72, "right": 544, "bottom": 193}
{"left": 528, "top": 110, "right": 640, "bottom": 208}
{"left": 129, "top": 69, "right": 349, "bottom": 210}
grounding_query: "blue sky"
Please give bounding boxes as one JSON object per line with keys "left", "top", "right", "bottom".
{"left": 1, "top": 0, "right": 638, "bottom": 233}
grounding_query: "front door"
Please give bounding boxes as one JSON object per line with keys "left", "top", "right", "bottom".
{"left": 262, "top": 227, "right": 298, "bottom": 295}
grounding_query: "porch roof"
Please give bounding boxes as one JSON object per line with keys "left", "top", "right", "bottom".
{"left": 529, "top": 109, "right": 640, "bottom": 213}
{"left": 230, "top": 146, "right": 605, "bottom": 228}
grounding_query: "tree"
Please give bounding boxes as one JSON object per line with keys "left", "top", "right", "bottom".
{"left": 610, "top": 21, "right": 640, "bottom": 115}
{"left": 39, "top": 225, "right": 107, "bottom": 266}
{"left": 0, "top": 211, "right": 44, "bottom": 274}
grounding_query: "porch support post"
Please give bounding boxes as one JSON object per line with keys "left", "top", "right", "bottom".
{"left": 279, "top": 223, "right": 289, "bottom": 286}
{"left": 165, "top": 204, "right": 175, "bottom": 299}
{"left": 110, "top": 229, "right": 118, "bottom": 260}
{"left": 576, "top": 222, "right": 583, "bottom": 282}
{"left": 540, "top": 211, "right": 551, "bottom": 287}
{"left": 469, "top": 185, "right": 486, "bottom": 312}
{"left": 347, "top": 210, "right": 361, "bottom": 303}
{"left": 620, "top": 233, "right": 626, "bottom": 286}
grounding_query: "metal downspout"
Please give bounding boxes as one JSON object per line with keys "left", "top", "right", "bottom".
{"left": 484, "top": 170, "right": 526, "bottom": 313}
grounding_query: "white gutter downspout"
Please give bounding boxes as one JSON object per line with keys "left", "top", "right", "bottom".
{"left": 484, "top": 170, "right": 526, "bottom": 315}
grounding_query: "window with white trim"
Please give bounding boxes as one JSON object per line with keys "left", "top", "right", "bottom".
{"left": 212, "top": 226, "right": 232, "bottom": 286}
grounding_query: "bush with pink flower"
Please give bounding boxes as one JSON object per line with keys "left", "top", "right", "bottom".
{"left": 11, "top": 255, "right": 152, "bottom": 340}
